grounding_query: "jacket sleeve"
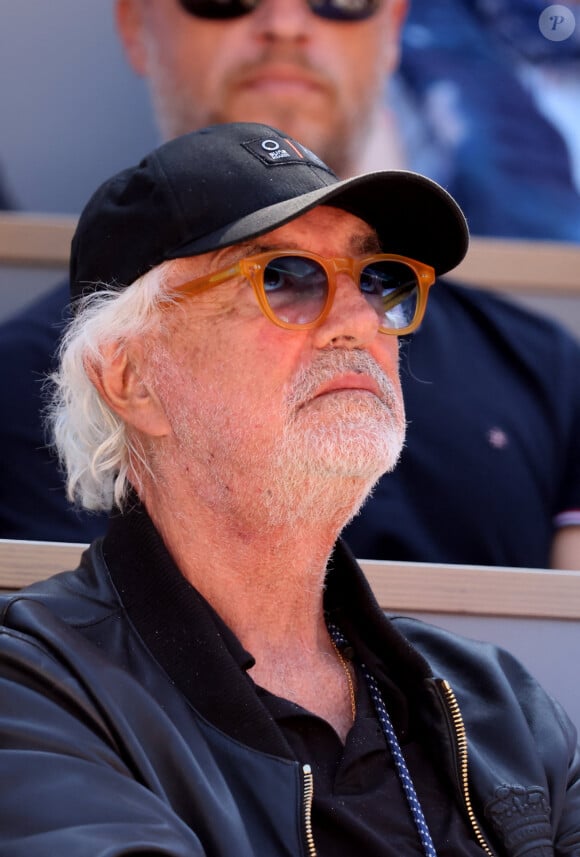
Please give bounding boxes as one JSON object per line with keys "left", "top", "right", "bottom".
{"left": 0, "top": 625, "right": 209, "bottom": 856}
{"left": 553, "top": 700, "right": 580, "bottom": 854}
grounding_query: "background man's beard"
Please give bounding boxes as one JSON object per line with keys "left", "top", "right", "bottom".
{"left": 150, "top": 67, "right": 369, "bottom": 177}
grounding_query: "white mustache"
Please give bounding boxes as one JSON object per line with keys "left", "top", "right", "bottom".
{"left": 285, "top": 349, "right": 401, "bottom": 412}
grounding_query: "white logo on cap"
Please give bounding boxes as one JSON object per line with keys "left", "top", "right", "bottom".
{"left": 260, "top": 138, "right": 291, "bottom": 161}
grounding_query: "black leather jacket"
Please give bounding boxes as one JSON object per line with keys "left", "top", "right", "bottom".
{"left": 0, "top": 520, "right": 579, "bottom": 856}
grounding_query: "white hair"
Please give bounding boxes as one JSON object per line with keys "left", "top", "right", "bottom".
{"left": 46, "top": 262, "right": 178, "bottom": 512}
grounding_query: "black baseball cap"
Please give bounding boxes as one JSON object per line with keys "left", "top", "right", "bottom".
{"left": 70, "top": 122, "right": 468, "bottom": 304}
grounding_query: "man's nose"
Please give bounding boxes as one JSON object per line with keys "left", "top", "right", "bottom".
{"left": 252, "top": 0, "right": 313, "bottom": 41}
{"left": 312, "top": 275, "right": 385, "bottom": 350}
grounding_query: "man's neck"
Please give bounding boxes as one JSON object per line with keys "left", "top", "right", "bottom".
{"left": 138, "top": 476, "right": 363, "bottom": 741}
{"left": 137, "top": 460, "right": 370, "bottom": 639}
{"left": 151, "top": 500, "right": 335, "bottom": 641}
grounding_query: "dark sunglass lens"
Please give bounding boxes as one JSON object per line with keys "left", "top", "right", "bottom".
{"left": 360, "top": 261, "right": 419, "bottom": 330}
{"left": 309, "top": 0, "right": 379, "bottom": 21}
{"left": 263, "top": 256, "right": 328, "bottom": 325}
{"left": 178, "top": 0, "right": 256, "bottom": 19}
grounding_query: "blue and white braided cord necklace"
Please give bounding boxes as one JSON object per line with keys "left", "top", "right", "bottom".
{"left": 328, "top": 623, "right": 438, "bottom": 857}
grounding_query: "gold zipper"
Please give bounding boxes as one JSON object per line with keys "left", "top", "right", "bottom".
{"left": 302, "top": 763, "right": 317, "bottom": 857}
{"left": 440, "top": 680, "right": 495, "bottom": 856}
{"left": 302, "top": 685, "right": 495, "bottom": 857}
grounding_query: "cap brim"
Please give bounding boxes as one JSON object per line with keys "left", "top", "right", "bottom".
{"left": 166, "top": 170, "right": 469, "bottom": 276}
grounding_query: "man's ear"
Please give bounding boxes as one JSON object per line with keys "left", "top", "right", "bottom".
{"left": 86, "top": 342, "right": 171, "bottom": 438}
{"left": 115, "top": 0, "right": 148, "bottom": 76}
{"left": 383, "top": 0, "right": 408, "bottom": 73}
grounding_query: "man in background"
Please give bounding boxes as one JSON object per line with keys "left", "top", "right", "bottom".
{"left": 1, "top": 0, "right": 580, "bottom": 570}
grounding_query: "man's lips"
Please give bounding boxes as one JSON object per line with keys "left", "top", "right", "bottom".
{"left": 286, "top": 350, "right": 399, "bottom": 415}
{"left": 234, "top": 64, "right": 329, "bottom": 96}
{"left": 312, "top": 374, "right": 383, "bottom": 400}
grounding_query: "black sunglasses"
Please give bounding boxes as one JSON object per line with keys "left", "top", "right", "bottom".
{"left": 178, "top": 0, "right": 380, "bottom": 22}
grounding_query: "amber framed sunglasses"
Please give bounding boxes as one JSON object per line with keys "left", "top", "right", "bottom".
{"left": 169, "top": 250, "right": 435, "bottom": 335}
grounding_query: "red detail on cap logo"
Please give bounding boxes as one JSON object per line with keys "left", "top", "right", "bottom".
{"left": 283, "top": 139, "right": 305, "bottom": 159}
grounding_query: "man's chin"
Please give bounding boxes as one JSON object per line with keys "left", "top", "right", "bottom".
{"left": 300, "top": 425, "right": 404, "bottom": 481}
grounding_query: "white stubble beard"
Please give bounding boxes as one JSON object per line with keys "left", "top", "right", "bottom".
{"left": 263, "top": 349, "right": 406, "bottom": 528}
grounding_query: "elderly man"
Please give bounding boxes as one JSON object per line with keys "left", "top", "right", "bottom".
{"left": 1, "top": 123, "right": 578, "bottom": 856}
{"left": 2, "top": 0, "right": 580, "bottom": 573}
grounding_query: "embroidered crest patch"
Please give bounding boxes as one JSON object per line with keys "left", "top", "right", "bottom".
{"left": 485, "top": 785, "right": 552, "bottom": 856}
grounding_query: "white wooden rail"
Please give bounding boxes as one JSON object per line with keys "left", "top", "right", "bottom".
{"left": 1, "top": 212, "right": 580, "bottom": 295}
{"left": 2, "top": 539, "right": 580, "bottom": 620}
{"left": 0, "top": 213, "right": 76, "bottom": 268}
